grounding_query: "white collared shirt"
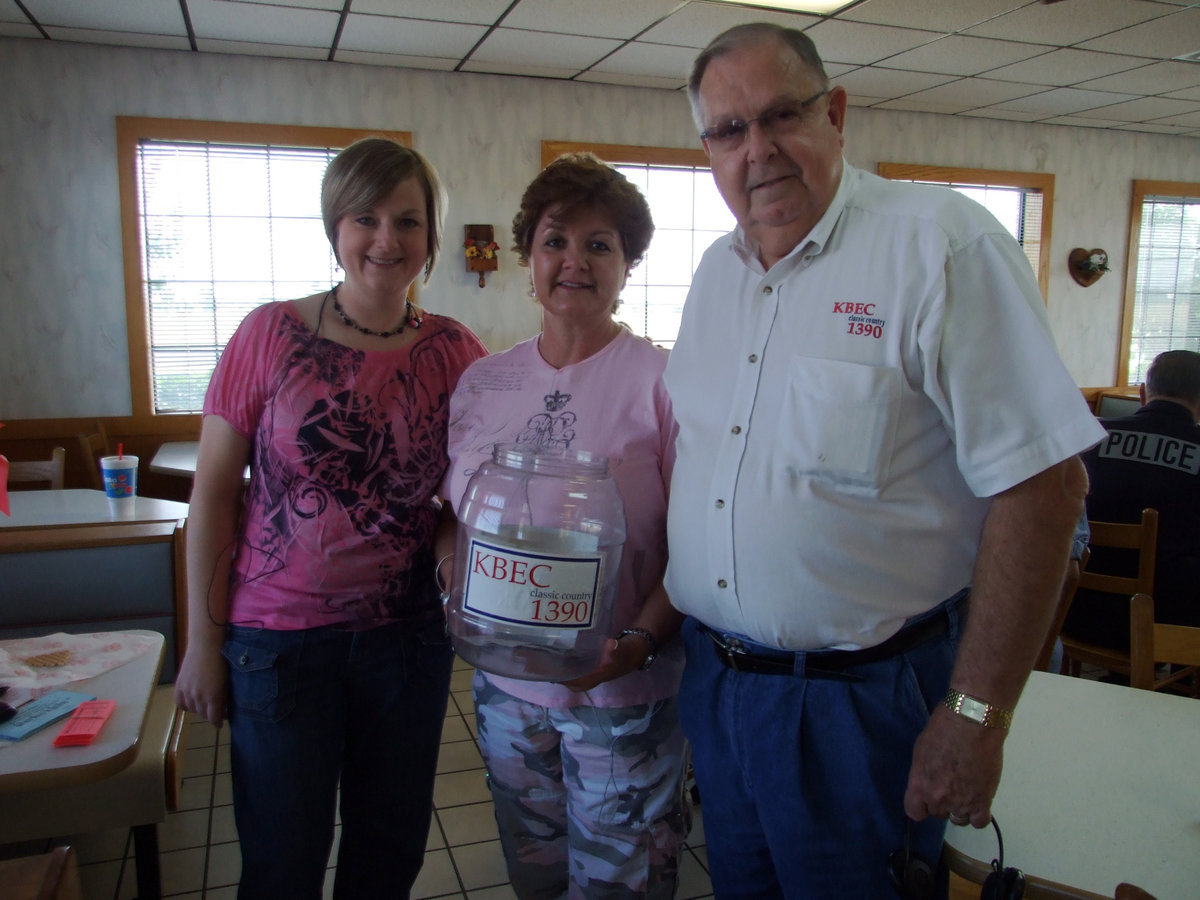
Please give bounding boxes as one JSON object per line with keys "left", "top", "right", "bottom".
{"left": 664, "top": 163, "right": 1105, "bottom": 651}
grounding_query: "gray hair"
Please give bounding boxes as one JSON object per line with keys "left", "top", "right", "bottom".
{"left": 1145, "top": 350, "right": 1200, "bottom": 405}
{"left": 687, "top": 22, "right": 829, "bottom": 130}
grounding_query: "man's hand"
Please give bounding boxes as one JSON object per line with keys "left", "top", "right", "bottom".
{"left": 903, "top": 705, "right": 1005, "bottom": 828}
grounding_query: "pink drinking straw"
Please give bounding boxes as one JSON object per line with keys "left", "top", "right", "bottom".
{"left": 118, "top": 443, "right": 124, "bottom": 460}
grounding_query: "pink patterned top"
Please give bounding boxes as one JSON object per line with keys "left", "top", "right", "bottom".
{"left": 205, "top": 299, "right": 486, "bottom": 631}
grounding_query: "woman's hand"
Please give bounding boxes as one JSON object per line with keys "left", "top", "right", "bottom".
{"left": 174, "top": 641, "right": 229, "bottom": 726}
{"left": 561, "top": 633, "right": 649, "bottom": 692}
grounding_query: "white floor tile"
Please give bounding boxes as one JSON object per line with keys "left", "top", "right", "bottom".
{"left": 410, "top": 847, "right": 462, "bottom": 898}
{"left": 433, "top": 769, "right": 492, "bottom": 808}
{"left": 451, "top": 839, "right": 509, "bottom": 892}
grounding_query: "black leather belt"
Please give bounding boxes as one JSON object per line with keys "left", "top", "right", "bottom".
{"left": 703, "top": 607, "right": 952, "bottom": 680}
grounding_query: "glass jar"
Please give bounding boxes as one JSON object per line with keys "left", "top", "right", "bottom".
{"left": 446, "top": 443, "right": 626, "bottom": 682}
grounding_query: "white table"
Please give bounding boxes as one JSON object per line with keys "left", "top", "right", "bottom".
{"left": 943, "top": 670, "right": 1200, "bottom": 900}
{"left": 150, "top": 440, "right": 248, "bottom": 481}
{"left": 0, "top": 489, "right": 188, "bottom": 530}
{"left": 0, "top": 631, "right": 165, "bottom": 794}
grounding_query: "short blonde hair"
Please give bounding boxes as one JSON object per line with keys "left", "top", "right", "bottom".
{"left": 321, "top": 138, "right": 446, "bottom": 283}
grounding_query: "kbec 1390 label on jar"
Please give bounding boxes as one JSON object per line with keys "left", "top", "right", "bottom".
{"left": 462, "top": 535, "right": 601, "bottom": 628}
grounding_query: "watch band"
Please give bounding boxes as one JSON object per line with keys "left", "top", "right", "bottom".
{"left": 943, "top": 689, "right": 1014, "bottom": 730}
{"left": 618, "top": 628, "right": 658, "bottom": 670}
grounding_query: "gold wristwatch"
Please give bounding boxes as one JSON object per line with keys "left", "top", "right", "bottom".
{"left": 942, "top": 689, "right": 1013, "bottom": 730}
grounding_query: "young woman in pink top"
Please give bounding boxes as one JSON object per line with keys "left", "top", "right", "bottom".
{"left": 174, "top": 138, "right": 486, "bottom": 899}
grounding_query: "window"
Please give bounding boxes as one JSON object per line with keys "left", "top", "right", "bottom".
{"left": 542, "top": 141, "right": 735, "bottom": 349}
{"left": 877, "top": 164, "right": 1054, "bottom": 301}
{"left": 117, "top": 119, "right": 411, "bottom": 415}
{"left": 1121, "top": 181, "right": 1200, "bottom": 386}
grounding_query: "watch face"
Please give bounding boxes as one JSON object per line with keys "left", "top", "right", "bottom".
{"left": 958, "top": 695, "right": 988, "bottom": 722}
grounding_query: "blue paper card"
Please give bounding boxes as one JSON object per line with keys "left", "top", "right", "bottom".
{"left": 0, "top": 690, "right": 97, "bottom": 741}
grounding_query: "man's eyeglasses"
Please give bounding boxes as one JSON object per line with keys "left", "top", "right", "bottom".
{"left": 700, "top": 89, "right": 829, "bottom": 151}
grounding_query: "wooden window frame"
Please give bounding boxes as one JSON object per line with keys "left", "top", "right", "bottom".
{"left": 115, "top": 118, "right": 411, "bottom": 416}
{"left": 1118, "top": 179, "right": 1200, "bottom": 387}
{"left": 877, "top": 163, "right": 1055, "bottom": 301}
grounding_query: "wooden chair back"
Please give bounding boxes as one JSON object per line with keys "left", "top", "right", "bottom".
{"left": 76, "top": 421, "right": 111, "bottom": 491}
{"left": 1060, "top": 508, "right": 1158, "bottom": 677}
{"left": 1129, "top": 593, "right": 1200, "bottom": 694}
{"left": 7, "top": 447, "right": 67, "bottom": 490}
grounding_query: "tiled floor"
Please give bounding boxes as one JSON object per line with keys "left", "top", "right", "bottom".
{"left": 10, "top": 655, "right": 715, "bottom": 899}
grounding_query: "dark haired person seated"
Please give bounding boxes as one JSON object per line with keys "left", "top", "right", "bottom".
{"left": 1063, "top": 349, "right": 1200, "bottom": 649}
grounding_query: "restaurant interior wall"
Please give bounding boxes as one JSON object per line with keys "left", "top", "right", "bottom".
{"left": 1, "top": 37, "right": 1197, "bottom": 438}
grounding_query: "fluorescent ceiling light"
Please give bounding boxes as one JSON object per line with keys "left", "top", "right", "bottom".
{"left": 705, "top": 0, "right": 856, "bottom": 13}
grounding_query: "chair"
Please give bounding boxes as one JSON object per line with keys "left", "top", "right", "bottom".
{"left": 7, "top": 447, "right": 66, "bottom": 490}
{"left": 0, "top": 685, "right": 187, "bottom": 900}
{"left": 75, "top": 421, "right": 111, "bottom": 491}
{"left": 1034, "top": 548, "right": 1086, "bottom": 672}
{"left": 1060, "top": 508, "right": 1158, "bottom": 680}
{"left": 1128, "top": 593, "right": 1200, "bottom": 695}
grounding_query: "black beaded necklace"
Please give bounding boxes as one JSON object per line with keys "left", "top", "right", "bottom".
{"left": 329, "top": 284, "right": 422, "bottom": 338}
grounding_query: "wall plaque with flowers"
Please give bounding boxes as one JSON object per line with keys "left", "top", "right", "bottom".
{"left": 465, "top": 224, "right": 499, "bottom": 287}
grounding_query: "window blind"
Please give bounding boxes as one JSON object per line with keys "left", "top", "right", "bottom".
{"left": 137, "top": 140, "right": 340, "bottom": 413}
{"left": 1128, "top": 196, "right": 1200, "bottom": 384}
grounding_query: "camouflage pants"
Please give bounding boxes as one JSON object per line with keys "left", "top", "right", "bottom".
{"left": 474, "top": 673, "right": 689, "bottom": 900}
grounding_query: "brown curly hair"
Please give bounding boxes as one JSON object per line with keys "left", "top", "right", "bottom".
{"left": 511, "top": 153, "right": 654, "bottom": 269}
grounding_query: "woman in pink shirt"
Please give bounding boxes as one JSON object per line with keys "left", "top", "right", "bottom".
{"left": 440, "top": 154, "right": 687, "bottom": 899}
{"left": 174, "top": 138, "right": 486, "bottom": 899}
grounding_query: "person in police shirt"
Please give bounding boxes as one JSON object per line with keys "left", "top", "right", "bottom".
{"left": 1063, "top": 350, "right": 1200, "bottom": 651}
{"left": 663, "top": 21, "right": 1106, "bottom": 897}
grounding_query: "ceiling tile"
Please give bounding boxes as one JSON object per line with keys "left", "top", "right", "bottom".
{"left": 589, "top": 42, "right": 699, "bottom": 84}
{"left": 333, "top": 49, "right": 459, "bottom": 71}
{"left": 989, "top": 86, "right": 1140, "bottom": 117}
{"left": 898, "top": 77, "right": 1044, "bottom": 110}
{"left": 0, "top": 23, "right": 43, "bottom": 38}
{"left": 575, "top": 71, "right": 691, "bottom": 90}
{"left": 834, "top": 66, "right": 957, "bottom": 98}
{"left": 803, "top": 19, "right": 940, "bottom": 66}
{"left": 338, "top": 14, "right": 487, "bottom": 58}
{"left": 960, "top": 107, "right": 1046, "bottom": 123}
{"left": 225, "top": 0, "right": 342, "bottom": 10}
{"left": 43, "top": 27, "right": 191, "bottom": 51}
{"left": 1162, "top": 84, "right": 1200, "bottom": 102}
{"left": 188, "top": 0, "right": 338, "bottom": 47}
{"left": 193, "top": 38, "right": 328, "bottom": 60}
{"left": 874, "top": 97, "right": 978, "bottom": 115}
{"left": 964, "top": 0, "right": 1173, "bottom": 46}
{"left": 639, "top": 2, "right": 819, "bottom": 50}
{"left": 501, "top": 0, "right": 682, "bottom": 40}
{"left": 1077, "top": 60, "right": 1200, "bottom": 96}
{"left": 984, "top": 48, "right": 1147, "bottom": 87}
{"left": 21, "top": 0, "right": 187, "bottom": 35}
{"left": 351, "top": 0, "right": 512, "bottom": 26}
{"left": 1040, "top": 115, "right": 1127, "bottom": 129}
{"left": 458, "top": 59, "right": 581, "bottom": 79}
{"left": 1077, "top": 8, "right": 1200, "bottom": 60}
{"left": 877, "top": 34, "right": 1045, "bottom": 76}
{"left": 1071, "top": 95, "right": 1199, "bottom": 122}
{"left": 1146, "top": 109, "right": 1200, "bottom": 127}
{"left": 836, "top": 0, "right": 1026, "bottom": 33}
{"left": 470, "top": 28, "right": 622, "bottom": 70}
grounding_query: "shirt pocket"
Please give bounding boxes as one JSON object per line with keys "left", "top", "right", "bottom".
{"left": 776, "top": 357, "right": 902, "bottom": 494}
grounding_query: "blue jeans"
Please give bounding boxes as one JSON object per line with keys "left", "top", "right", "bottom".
{"left": 678, "top": 599, "right": 963, "bottom": 900}
{"left": 223, "top": 619, "right": 453, "bottom": 900}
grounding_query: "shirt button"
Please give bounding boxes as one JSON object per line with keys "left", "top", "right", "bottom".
{"left": 762, "top": 285, "right": 773, "bottom": 295}
{"left": 718, "top": 579, "right": 728, "bottom": 589}
{"left": 731, "top": 425, "right": 742, "bottom": 435}
{"left": 715, "top": 499, "right": 725, "bottom": 509}
{"left": 748, "top": 354, "right": 758, "bottom": 363}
